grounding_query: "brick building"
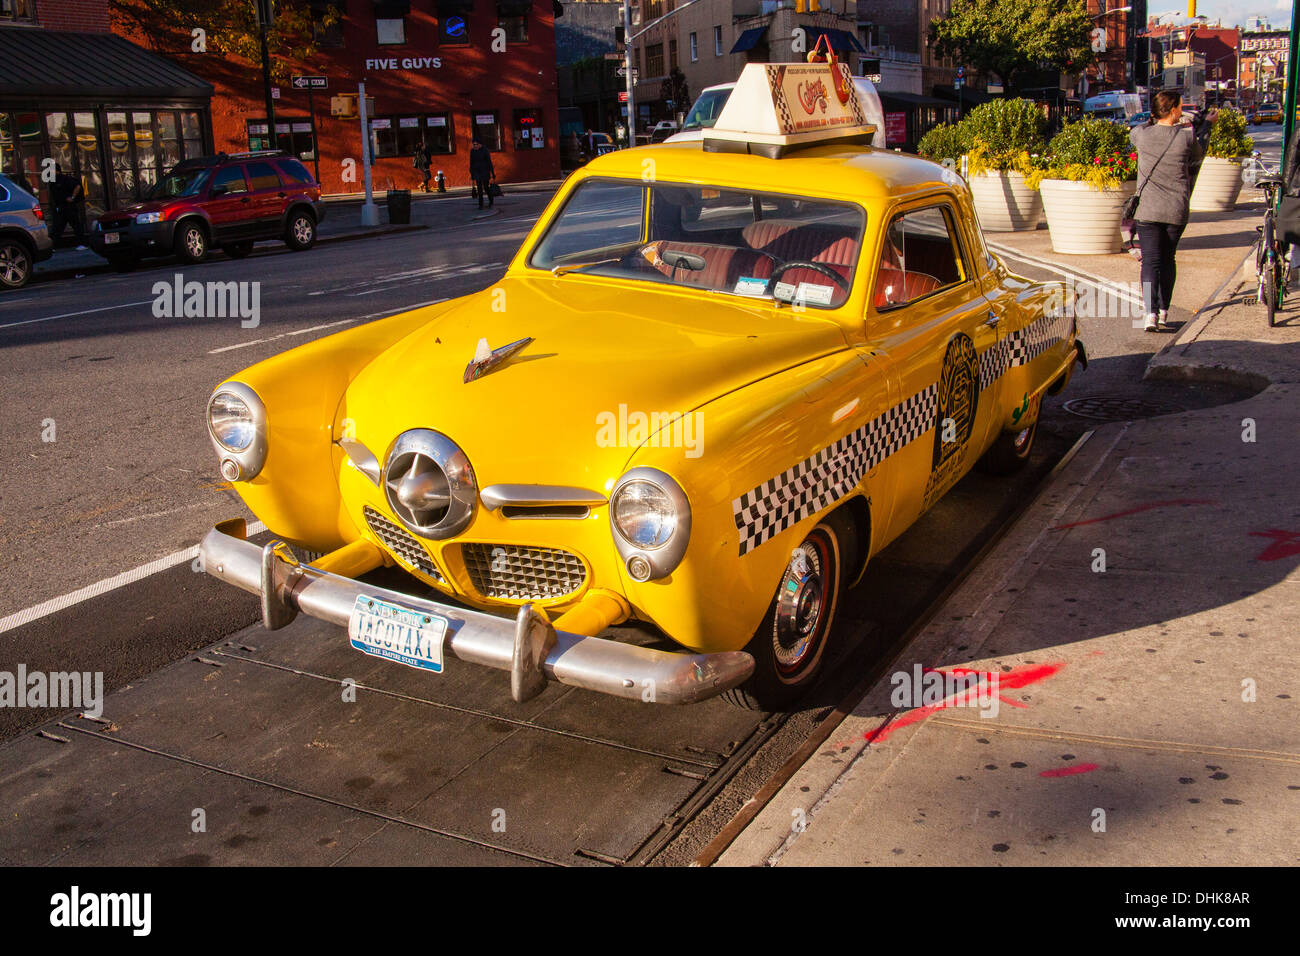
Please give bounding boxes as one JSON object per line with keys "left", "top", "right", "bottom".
{"left": 117, "top": 0, "right": 562, "bottom": 194}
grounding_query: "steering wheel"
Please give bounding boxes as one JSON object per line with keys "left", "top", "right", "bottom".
{"left": 766, "top": 260, "right": 850, "bottom": 294}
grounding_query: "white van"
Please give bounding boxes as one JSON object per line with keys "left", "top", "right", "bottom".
{"left": 666, "top": 76, "right": 888, "bottom": 148}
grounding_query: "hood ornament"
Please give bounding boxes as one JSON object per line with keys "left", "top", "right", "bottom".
{"left": 464, "top": 336, "right": 533, "bottom": 383}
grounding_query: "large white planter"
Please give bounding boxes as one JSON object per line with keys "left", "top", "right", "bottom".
{"left": 1190, "top": 155, "right": 1246, "bottom": 212}
{"left": 968, "top": 169, "right": 1044, "bottom": 231}
{"left": 1038, "top": 179, "right": 1136, "bottom": 255}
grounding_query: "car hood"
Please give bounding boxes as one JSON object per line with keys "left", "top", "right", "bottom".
{"left": 338, "top": 275, "right": 849, "bottom": 485}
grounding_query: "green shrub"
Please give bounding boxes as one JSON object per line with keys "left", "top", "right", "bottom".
{"left": 917, "top": 122, "right": 972, "bottom": 162}
{"left": 1206, "top": 107, "right": 1254, "bottom": 159}
{"left": 963, "top": 98, "right": 1048, "bottom": 166}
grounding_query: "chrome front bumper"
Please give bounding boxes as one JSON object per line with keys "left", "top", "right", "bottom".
{"left": 199, "top": 521, "right": 753, "bottom": 705}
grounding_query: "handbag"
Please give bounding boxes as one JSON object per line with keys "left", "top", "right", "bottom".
{"left": 1124, "top": 127, "right": 1180, "bottom": 221}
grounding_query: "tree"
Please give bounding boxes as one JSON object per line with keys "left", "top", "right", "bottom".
{"left": 111, "top": 0, "right": 341, "bottom": 80}
{"left": 930, "top": 0, "right": 1095, "bottom": 93}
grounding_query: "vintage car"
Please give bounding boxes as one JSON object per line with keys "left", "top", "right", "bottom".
{"left": 200, "top": 62, "right": 1085, "bottom": 710}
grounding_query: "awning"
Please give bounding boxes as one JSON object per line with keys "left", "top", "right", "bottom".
{"left": 801, "top": 25, "right": 867, "bottom": 55}
{"left": 731, "top": 27, "right": 768, "bottom": 54}
{"left": 0, "top": 29, "right": 213, "bottom": 101}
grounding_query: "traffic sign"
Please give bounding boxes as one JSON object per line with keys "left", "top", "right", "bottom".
{"left": 292, "top": 74, "right": 329, "bottom": 91}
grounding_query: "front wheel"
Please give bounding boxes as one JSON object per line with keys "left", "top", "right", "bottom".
{"left": 723, "top": 521, "right": 843, "bottom": 711}
{"left": 978, "top": 421, "right": 1038, "bottom": 476}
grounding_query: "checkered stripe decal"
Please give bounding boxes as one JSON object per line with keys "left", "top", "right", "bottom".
{"left": 733, "top": 386, "right": 937, "bottom": 556}
{"left": 732, "top": 309, "right": 1073, "bottom": 556}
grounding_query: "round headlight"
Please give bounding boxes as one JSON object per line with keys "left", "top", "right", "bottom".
{"left": 209, "top": 391, "right": 255, "bottom": 451}
{"left": 612, "top": 479, "right": 677, "bottom": 550}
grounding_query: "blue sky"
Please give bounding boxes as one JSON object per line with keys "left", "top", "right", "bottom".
{"left": 1186, "top": 0, "right": 1292, "bottom": 27}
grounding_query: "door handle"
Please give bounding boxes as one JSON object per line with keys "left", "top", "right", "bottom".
{"left": 985, "top": 310, "right": 1001, "bottom": 327}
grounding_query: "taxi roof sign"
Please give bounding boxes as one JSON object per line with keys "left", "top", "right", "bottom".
{"left": 704, "top": 62, "right": 877, "bottom": 159}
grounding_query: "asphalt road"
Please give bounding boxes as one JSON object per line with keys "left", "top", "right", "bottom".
{"left": 0, "top": 168, "right": 1261, "bottom": 865}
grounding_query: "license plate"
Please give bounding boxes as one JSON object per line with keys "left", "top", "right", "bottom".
{"left": 347, "top": 596, "right": 447, "bottom": 673}
{"left": 103, "top": 232, "right": 120, "bottom": 244}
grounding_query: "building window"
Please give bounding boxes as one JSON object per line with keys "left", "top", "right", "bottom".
{"left": 473, "top": 111, "right": 503, "bottom": 151}
{"left": 439, "top": 0, "right": 471, "bottom": 44}
{"left": 713, "top": 25, "right": 722, "bottom": 56}
{"left": 0, "top": 0, "right": 37, "bottom": 24}
{"left": 425, "top": 113, "right": 454, "bottom": 154}
{"left": 646, "top": 42, "right": 664, "bottom": 77}
{"left": 311, "top": 1, "right": 345, "bottom": 48}
{"left": 376, "top": 18, "right": 405, "bottom": 44}
{"left": 689, "top": 32, "right": 698, "bottom": 62}
{"left": 514, "top": 108, "right": 544, "bottom": 149}
{"left": 498, "top": 0, "right": 530, "bottom": 42}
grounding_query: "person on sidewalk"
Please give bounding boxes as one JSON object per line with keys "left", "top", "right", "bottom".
{"left": 48, "top": 163, "right": 87, "bottom": 249}
{"left": 412, "top": 138, "right": 432, "bottom": 193}
{"left": 469, "top": 138, "right": 495, "bottom": 209}
{"left": 1129, "top": 91, "right": 1215, "bottom": 332}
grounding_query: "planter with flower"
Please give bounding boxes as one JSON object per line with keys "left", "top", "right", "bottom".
{"left": 1189, "top": 107, "right": 1253, "bottom": 212}
{"left": 960, "top": 99, "right": 1050, "bottom": 231}
{"left": 1027, "top": 118, "right": 1138, "bottom": 254}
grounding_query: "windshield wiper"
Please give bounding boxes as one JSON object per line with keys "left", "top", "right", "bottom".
{"left": 551, "top": 257, "right": 622, "bottom": 277}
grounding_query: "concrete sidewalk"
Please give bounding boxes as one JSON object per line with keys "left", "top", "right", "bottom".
{"left": 717, "top": 218, "right": 1300, "bottom": 866}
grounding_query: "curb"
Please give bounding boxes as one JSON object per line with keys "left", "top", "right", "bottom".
{"left": 1142, "top": 246, "right": 1271, "bottom": 392}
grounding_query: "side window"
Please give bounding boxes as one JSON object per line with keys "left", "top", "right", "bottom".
{"left": 210, "top": 166, "right": 248, "bottom": 195}
{"left": 245, "top": 161, "right": 283, "bottom": 191}
{"left": 874, "top": 204, "right": 966, "bottom": 310}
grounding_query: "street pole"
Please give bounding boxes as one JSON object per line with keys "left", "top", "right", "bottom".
{"left": 255, "top": 0, "right": 277, "bottom": 151}
{"left": 358, "top": 79, "right": 379, "bottom": 227}
{"left": 623, "top": 0, "right": 636, "bottom": 145}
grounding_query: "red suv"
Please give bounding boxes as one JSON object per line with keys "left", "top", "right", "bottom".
{"left": 90, "top": 150, "right": 325, "bottom": 266}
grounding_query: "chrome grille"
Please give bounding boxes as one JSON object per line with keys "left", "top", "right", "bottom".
{"left": 461, "top": 543, "right": 586, "bottom": 600}
{"left": 363, "top": 506, "right": 443, "bottom": 582}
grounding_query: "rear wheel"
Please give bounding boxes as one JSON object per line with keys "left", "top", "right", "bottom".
{"left": 978, "top": 421, "right": 1037, "bottom": 476}
{"left": 174, "top": 220, "right": 208, "bottom": 263}
{"left": 285, "top": 211, "right": 316, "bottom": 251}
{"left": 223, "top": 240, "right": 254, "bottom": 259}
{"left": 0, "top": 238, "right": 33, "bottom": 290}
{"left": 723, "top": 520, "right": 843, "bottom": 711}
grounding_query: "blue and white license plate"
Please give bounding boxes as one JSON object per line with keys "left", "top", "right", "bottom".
{"left": 347, "top": 595, "right": 447, "bottom": 673}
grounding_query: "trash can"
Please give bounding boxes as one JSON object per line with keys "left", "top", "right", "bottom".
{"left": 386, "top": 189, "right": 411, "bottom": 225}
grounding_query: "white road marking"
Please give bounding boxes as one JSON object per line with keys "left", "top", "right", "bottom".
{"left": 0, "top": 519, "right": 268, "bottom": 635}
{"left": 207, "top": 318, "right": 357, "bottom": 354}
{"left": 0, "top": 298, "right": 155, "bottom": 331}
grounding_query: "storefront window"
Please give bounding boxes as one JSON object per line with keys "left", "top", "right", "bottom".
{"left": 514, "top": 108, "right": 544, "bottom": 150}
{"left": 473, "top": 111, "right": 502, "bottom": 151}
{"left": 425, "top": 113, "right": 453, "bottom": 154}
{"left": 497, "top": 0, "right": 529, "bottom": 43}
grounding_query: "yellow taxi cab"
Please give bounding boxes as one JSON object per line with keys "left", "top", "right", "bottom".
{"left": 200, "top": 61, "right": 1086, "bottom": 710}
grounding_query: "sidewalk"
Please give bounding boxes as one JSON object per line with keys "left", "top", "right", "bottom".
{"left": 715, "top": 215, "right": 1300, "bottom": 866}
{"left": 33, "top": 178, "right": 564, "bottom": 283}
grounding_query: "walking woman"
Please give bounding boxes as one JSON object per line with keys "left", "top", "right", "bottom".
{"left": 1129, "top": 91, "right": 1215, "bottom": 331}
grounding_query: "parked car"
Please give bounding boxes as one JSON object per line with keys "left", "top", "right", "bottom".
{"left": 199, "top": 63, "right": 1084, "bottom": 711}
{"left": 1253, "top": 103, "right": 1282, "bottom": 125}
{"left": 0, "top": 172, "right": 53, "bottom": 290}
{"left": 89, "top": 150, "right": 325, "bottom": 268}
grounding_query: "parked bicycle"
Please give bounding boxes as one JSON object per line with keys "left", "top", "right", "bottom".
{"left": 1243, "top": 151, "right": 1288, "bottom": 328}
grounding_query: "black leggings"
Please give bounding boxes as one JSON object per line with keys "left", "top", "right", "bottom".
{"left": 1136, "top": 220, "right": 1187, "bottom": 314}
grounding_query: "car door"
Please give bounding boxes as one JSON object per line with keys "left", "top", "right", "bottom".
{"left": 205, "top": 165, "right": 252, "bottom": 242}
{"left": 242, "top": 161, "right": 288, "bottom": 238}
{"left": 865, "top": 197, "right": 1003, "bottom": 547}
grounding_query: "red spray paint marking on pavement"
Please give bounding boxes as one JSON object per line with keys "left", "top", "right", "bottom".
{"left": 1039, "top": 763, "right": 1099, "bottom": 778}
{"left": 1249, "top": 529, "right": 1300, "bottom": 562}
{"left": 1051, "top": 499, "right": 1215, "bottom": 531}
{"left": 861, "top": 661, "right": 1066, "bottom": 745}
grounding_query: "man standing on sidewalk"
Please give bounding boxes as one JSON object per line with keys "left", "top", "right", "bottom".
{"left": 469, "top": 139, "right": 495, "bottom": 210}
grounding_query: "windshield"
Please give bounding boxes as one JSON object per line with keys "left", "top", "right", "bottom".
{"left": 681, "top": 88, "right": 732, "bottom": 132}
{"left": 529, "top": 178, "right": 866, "bottom": 309}
{"left": 148, "top": 166, "right": 209, "bottom": 200}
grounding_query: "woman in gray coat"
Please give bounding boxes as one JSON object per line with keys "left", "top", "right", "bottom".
{"left": 1129, "top": 90, "right": 1215, "bottom": 331}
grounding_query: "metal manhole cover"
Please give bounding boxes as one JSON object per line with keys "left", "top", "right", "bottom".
{"left": 1061, "top": 396, "right": 1186, "bottom": 421}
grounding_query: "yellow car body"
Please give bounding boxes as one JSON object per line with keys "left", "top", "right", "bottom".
{"left": 201, "top": 76, "right": 1083, "bottom": 706}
